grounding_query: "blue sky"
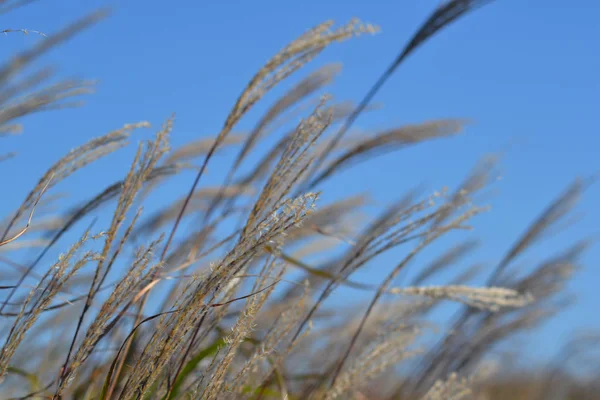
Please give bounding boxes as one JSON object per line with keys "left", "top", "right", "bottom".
{"left": 2, "top": 0, "right": 599, "bottom": 366}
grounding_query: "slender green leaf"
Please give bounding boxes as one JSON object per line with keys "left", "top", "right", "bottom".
{"left": 166, "top": 337, "right": 225, "bottom": 400}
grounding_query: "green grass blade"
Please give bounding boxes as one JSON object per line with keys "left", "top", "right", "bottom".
{"left": 166, "top": 337, "right": 225, "bottom": 400}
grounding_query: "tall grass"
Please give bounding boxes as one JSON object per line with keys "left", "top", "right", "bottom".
{"left": 0, "top": 1, "right": 596, "bottom": 399}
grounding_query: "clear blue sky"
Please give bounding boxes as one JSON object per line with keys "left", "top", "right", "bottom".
{"left": 2, "top": 0, "right": 599, "bottom": 366}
